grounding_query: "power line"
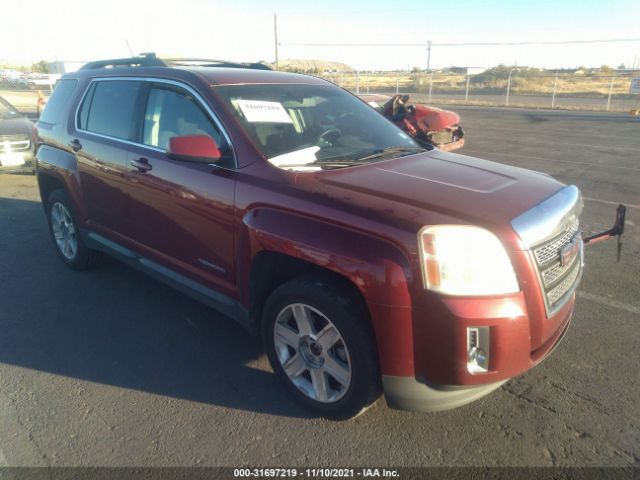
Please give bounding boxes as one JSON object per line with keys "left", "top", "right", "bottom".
{"left": 281, "top": 37, "right": 640, "bottom": 47}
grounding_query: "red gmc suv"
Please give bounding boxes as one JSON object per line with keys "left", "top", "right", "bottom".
{"left": 35, "top": 54, "right": 584, "bottom": 419}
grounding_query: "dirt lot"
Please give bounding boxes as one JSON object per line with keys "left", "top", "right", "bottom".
{"left": 0, "top": 107, "right": 639, "bottom": 468}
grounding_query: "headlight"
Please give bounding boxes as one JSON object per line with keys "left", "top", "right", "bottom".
{"left": 418, "top": 225, "right": 519, "bottom": 296}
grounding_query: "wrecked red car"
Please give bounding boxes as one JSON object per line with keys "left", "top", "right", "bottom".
{"left": 359, "top": 94, "right": 465, "bottom": 151}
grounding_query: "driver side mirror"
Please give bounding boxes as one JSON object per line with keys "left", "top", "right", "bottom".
{"left": 166, "top": 135, "right": 222, "bottom": 163}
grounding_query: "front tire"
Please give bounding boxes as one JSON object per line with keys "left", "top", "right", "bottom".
{"left": 262, "top": 275, "right": 381, "bottom": 419}
{"left": 46, "top": 189, "right": 100, "bottom": 270}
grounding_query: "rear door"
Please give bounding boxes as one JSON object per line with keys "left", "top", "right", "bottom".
{"left": 72, "top": 79, "right": 146, "bottom": 240}
{"left": 123, "top": 81, "right": 237, "bottom": 296}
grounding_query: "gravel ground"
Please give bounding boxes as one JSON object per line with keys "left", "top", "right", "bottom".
{"left": 0, "top": 107, "right": 639, "bottom": 467}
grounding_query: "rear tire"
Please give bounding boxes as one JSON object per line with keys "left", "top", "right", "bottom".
{"left": 46, "top": 189, "right": 100, "bottom": 270}
{"left": 262, "top": 275, "right": 381, "bottom": 420}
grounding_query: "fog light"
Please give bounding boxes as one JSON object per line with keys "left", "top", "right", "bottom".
{"left": 469, "top": 347, "right": 487, "bottom": 365}
{"left": 467, "top": 327, "right": 490, "bottom": 373}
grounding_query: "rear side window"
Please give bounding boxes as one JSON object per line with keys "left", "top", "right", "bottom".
{"left": 78, "top": 80, "right": 143, "bottom": 141}
{"left": 39, "top": 79, "right": 78, "bottom": 125}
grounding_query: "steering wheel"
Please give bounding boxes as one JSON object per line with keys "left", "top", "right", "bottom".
{"left": 318, "top": 128, "right": 342, "bottom": 146}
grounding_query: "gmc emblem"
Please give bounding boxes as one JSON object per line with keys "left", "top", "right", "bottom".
{"left": 560, "top": 234, "right": 581, "bottom": 267}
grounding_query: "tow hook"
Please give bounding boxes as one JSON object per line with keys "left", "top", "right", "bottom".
{"left": 583, "top": 204, "right": 627, "bottom": 261}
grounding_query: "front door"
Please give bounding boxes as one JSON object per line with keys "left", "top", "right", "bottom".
{"left": 123, "top": 82, "right": 237, "bottom": 297}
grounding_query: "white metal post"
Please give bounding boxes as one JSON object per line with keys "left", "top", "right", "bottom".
{"left": 356, "top": 70, "right": 360, "bottom": 95}
{"left": 465, "top": 74, "right": 470, "bottom": 102}
{"left": 396, "top": 77, "right": 399, "bottom": 94}
{"left": 606, "top": 75, "right": 614, "bottom": 111}
{"left": 551, "top": 74, "right": 558, "bottom": 108}
{"left": 428, "top": 72, "right": 433, "bottom": 102}
{"left": 505, "top": 70, "right": 513, "bottom": 106}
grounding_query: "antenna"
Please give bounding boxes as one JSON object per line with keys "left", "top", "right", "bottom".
{"left": 125, "top": 40, "right": 135, "bottom": 57}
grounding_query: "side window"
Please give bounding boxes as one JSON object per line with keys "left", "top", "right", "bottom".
{"left": 142, "top": 85, "right": 221, "bottom": 150}
{"left": 77, "top": 82, "right": 96, "bottom": 130}
{"left": 80, "top": 80, "right": 143, "bottom": 141}
{"left": 39, "top": 79, "right": 78, "bottom": 125}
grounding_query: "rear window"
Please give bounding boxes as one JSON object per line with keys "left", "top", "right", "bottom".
{"left": 78, "top": 80, "right": 143, "bottom": 141}
{"left": 38, "top": 79, "right": 78, "bottom": 125}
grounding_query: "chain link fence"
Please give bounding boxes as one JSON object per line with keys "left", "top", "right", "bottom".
{"left": 319, "top": 71, "right": 640, "bottom": 112}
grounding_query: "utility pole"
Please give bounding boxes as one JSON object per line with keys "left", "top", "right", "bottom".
{"left": 274, "top": 14, "right": 279, "bottom": 71}
{"left": 426, "top": 40, "right": 432, "bottom": 72}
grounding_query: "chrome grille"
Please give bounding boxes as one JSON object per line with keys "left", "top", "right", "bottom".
{"left": 531, "top": 221, "right": 583, "bottom": 314}
{"left": 541, "top": 253, "right": 578, "bottom": 287}
{"left": 0, "top": 135, "right": 31, "bottom": 153}
{"left": 533, "top": 220, "right": 580, "bottom": 265}
{"left": 546, "top": 261, "right": 581, "bottom": 306}
{"left": 512, "top": 185, "right": 584, "bottom": 317}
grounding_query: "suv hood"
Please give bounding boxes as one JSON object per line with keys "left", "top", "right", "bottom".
{"left": 314, "top": 149, "right": 564, "bottom": 233}
{"left": 0, "top": 116, "right": 33, "bottom": 136}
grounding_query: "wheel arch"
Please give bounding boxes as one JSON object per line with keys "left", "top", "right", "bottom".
{"left": 247, "top": 251, "right": 371, "bottom": 333}
{"left": 239, "top": 207, "right": 416, "bottom": 376}
{"left": 36, "top": 145, "right": 86, "bottom": 221}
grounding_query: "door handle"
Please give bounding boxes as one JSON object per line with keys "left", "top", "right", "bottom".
{"left": 69, "top": 139, "right": 82, "bottom": 152}
{"left": 130, "top": 157, "right": 152, "bottom": 173}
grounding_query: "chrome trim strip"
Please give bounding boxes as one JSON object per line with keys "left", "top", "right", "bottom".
{"left": 511, "top": 185, "right": 584, "bottom": 249}
{"left": 73, "top": 76, "right": 237, "bottom": 168}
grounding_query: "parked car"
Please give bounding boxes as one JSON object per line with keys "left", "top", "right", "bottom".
{"left": 0, "top": 77, "right": 53, "bottom": 117}
{"left": 36, "top": 54, "right": 589, "bottom": 419}
{"left": 359, "top": 93, "right": 464, "bottom": 151}
{"left": 0, "top": 96, "right": 36, "bottom": 173}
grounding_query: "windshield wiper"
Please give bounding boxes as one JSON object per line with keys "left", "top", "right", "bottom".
{"left": 354, "top": 146, "right": 425, "bottom": 163}
{"left": 313, "top": 159, "right": 365, "bottom": 166}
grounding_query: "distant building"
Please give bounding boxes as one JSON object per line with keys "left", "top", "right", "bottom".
{"left": 447, "top": 67, "right": 487, "bottom": 75}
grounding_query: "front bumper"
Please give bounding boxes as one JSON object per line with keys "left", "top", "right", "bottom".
{"left": 383, "top": 375, "right": 507, "bottom": 412}
{"left": 435, "top": 137, "right": 465, "bottom": 152}
{"left": 0, "top": 152, "right": 35, "bottom": 173}
{"left": 378, "top": 291, "right": 574, "bottom": 412}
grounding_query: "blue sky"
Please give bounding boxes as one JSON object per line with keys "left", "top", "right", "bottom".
{"left": 2, "top": 0, "right": 639, "bottom": 69}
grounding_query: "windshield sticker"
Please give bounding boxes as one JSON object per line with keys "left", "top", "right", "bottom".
{"left": 236, "top": 100, "right": 293, "bottom": 123}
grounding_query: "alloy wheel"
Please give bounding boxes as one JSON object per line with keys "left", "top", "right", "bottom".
{"left": 50, "top": 202, "right": 78, "bottom": 260}
{"left": 273, "top": 303, "right": 352, "bottom": 403}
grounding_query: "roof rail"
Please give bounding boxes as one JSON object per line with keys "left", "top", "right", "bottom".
{"left": 163, "top": 58, "right": 272, "bottom": 71}
{"left": 79, "top": 52, "right": 167, "bottom": 71}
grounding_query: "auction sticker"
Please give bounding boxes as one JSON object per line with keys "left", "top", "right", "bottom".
{"left": 236, "top": 100, "right": 293, "bottom": 123}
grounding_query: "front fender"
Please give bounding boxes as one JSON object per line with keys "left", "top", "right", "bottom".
{"left": 239, "top": 207, "right": 417, "bottom": 376}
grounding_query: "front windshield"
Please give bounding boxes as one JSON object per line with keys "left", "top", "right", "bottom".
{"left": 0, "top": 98, "right": 20, "bottom": 119}
{"left": 214, "top": 83, "right": 427, "bottom": 171}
